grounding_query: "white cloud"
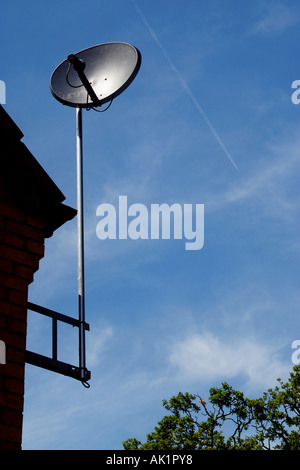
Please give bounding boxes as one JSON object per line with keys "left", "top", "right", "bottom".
{"left": 169, "top": 331, "right": 289, "bottom": 390}
{"left": 206, "top": 128, "right": 300, "bottom": 223}
{"left": 252, "top": 4, "right": 297, "bottom": 36}
{"left": 87, "top": 321, "right": 114, "bottom": 367}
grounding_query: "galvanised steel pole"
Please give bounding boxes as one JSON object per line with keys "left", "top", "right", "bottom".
{"left": 76, "top": 106, "right": 87, "bottom": 382}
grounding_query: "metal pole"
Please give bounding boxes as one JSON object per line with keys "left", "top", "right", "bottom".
{"left": 76, "top": 106, "right": 87, "bottom": 381}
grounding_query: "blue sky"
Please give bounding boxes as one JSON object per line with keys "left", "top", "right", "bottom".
{"left": 1, "top": 0, "right": 300, "bottom": 450}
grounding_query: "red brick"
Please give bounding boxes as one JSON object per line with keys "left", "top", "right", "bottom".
{"left": 0, "top": 300, "right": 27, "bottom": 320}
{"left": 7, "top": 317, "right": 26, "bottom": 336}
{"left": 0, "top": 360, "right": 25, "bottom": 380}
{"left": 13, "top": 264, "right": 34, "bottom": 282}
{"left": 5, "top": 219, "right": 44, "bottom": 242}
{"left": 26, "top": 213, "right": 45, "bottom": 230}
{"left": 0, "top": 203, "right": 25, "bottom": 223}
{"left": 0, "top": 313, "right": 5, "bottom": 328}
{"left": 0, "top": 257, "right": 13, "bottom": 274}
{"left": 0, "top": 331, "right": 26, "bottom": 354}
{"left": 8, "top": 289, "right": 28, "bottom": 307}
{"left": 4, "top": 376, "right": 24, "bottom": 396}
{"left": 0, "top": 440, "right": 21, "bottom": 450}
{"left": 2, "top": 408, "right": 23, "bottom": 427}
{"left": 0, "top": 244, "right": 40, "bottom": 269}
{"left": 0, "top": 285, "right": 7, "bottom": 300}
{"left": 25, "top": 239, "right": 44, "bottom": 257}
{"left": 0, "top": 272, "right": 28, "bottom": 293}
{"left": 0, "top": 390, "right": 24, "bottom": 411}
{"left": 0, "top": 422, "right": 22, "bottom": 443}
{"left": 0, "top": 230, "right": 24, "bottom": 249}
{"left": 0, "top": 109, "right": 75, "bottom": 452}
{"left": 5, "top": 347, "right": 25, "bottom": 366}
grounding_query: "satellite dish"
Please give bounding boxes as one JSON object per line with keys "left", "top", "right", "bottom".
{"left": 50, "top": 42, "right": 141, "bottom": 384}
{"left": 50, "top": 42, "right": 141, "bottom": 108}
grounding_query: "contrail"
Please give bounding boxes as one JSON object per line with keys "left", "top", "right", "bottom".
{"left": 132, "top": 1, "right": 239, "bottom": 171}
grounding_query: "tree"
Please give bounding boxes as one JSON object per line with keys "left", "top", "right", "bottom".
{"left": 123, "top": 365, "right": 300, "bottom": 450}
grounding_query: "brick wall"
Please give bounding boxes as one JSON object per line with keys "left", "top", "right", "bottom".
{"left": 0, "top": 105, "right": 76, "bottom": 450}
{"left": 0, "top": 198, "right": 46, "bottom": 450}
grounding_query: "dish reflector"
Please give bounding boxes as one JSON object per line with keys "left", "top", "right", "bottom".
{"left": 50, "top": 42, "right": 141, "bottom": 108}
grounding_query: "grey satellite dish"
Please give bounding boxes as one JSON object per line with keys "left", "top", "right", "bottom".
{"left": 50, "top": 42, "right": 141, "bottom": 108}
{"left": 50, "top": 42, "right": 141, "bottom": 384}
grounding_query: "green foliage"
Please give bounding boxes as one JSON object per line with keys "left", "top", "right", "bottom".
{"left": 123, "top": 365, "right": 300, "bottom": 450}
